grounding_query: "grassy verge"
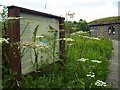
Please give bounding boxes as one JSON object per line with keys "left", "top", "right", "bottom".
{"left": 3, "top": 32, "right": 113, "bottom": 88}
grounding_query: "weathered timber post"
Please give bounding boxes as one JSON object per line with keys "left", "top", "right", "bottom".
{"left": 8, "top": 6, "right": 21, "bottom": 82}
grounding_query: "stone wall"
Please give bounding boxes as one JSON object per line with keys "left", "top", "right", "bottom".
{"left": 90, "top": 23, "right": 120, "bottom": 39}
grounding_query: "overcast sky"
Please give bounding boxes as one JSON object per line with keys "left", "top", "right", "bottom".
{"left": 0, "top": 0, "right": 119, "bottom": 22}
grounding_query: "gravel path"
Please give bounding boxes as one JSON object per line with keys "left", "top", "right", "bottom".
{"left": 106, "top": 40, "right": 119, "bottom": 89}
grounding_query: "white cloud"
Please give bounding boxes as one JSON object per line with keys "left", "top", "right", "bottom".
{"left": 0, "top": 0, "right": 118, "bottom": 22}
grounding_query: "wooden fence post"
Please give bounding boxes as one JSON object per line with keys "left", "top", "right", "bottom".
{"left": 59, "top": 18, "right": 65, "bottom": 60}
{"left": 8, "top": 6, "right": 21, "bottom": 82}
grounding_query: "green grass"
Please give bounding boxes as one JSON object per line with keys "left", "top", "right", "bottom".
{"left": 62, "top": 33, "right": 113, "bottom": 88}
{"left": 89, "top": 16, "right": 120, "bottom": 24}
{"left": 3, "top": 32, "right": 113, "bottom": 88}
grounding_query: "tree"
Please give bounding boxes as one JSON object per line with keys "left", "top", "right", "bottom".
{"left": 65, "top": 19, "right": 90, "bottom": 34}
{"left": 78, "top": 19, "right": 90, "bottom": 31}
{"left": 0, "top": 5, "right": 8, "bottom": 38}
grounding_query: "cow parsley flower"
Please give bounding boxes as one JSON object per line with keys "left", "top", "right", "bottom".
{"left": 0, "top": 38, "right": 9, "bottom": 44}
{"left": 86, "top": 72, "right": 95, "bottom": 78}
{"left": 90, "top": 30, "right": 95, "bottom": 32}
{"left": 71, "top": 33, "right": 76, "bottom": 35}
{"left": 79, "top": 36, "right": 101, "bottom": 40}
{"left": 76, "top": 31, "right": 87, "bottom": 34}
{"left": 57, "top": 38, "right": 75, "bottom": 42}
{"left": 91, "top": 37, "right": 101, "bottom": 40}
{"left": 95, "top": 80, "right": 107, "bottom": 87}
{"left": 21, "top": 41, "right": 48, "bottom": 49}
{"left": 91, "top": 60, "right": 102, "bottom": 63}
{"left": 63, "top": 38, "right": 75, "bottom": 41}
{"left": 77, "top": 58, "right": 89, "bottom": 62}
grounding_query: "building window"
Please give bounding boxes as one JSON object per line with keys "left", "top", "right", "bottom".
{"left": 108, "top": 26, "right": 115, "bottom": 35}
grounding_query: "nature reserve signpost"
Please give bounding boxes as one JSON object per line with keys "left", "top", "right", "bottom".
{"left": 8, "top": 6, "right": 65, "bottom": 80}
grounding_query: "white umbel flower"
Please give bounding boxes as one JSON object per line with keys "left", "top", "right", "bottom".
{"left": 77, "top": 58, "right": 89, "bottom": 62}
{"left": 79, "top": 35, "right": 101, "bottom": 40}
{"left": 0, "top": 37, "right": 9, "bottom": 44}
{"left": 57, "top": 38, "right": 75, "bottom": 42}
{"left": 86, "top": 72, "right": 95, "bottom": 78}
{"left": 63, "top": 38, "right": 75, "bottom": 41}
{"left": 21, "top": 41, "right": 48, "bottom": 49}
{"left": 95, "top": 80, "right": 107, "bottom": 87}
{"left": 90, "top": 30, "right": 95, "bottom": 32}
{"left": 91, "top": 60, "right": 102, "bottom": 63}
{"left": 76, "top": 31, "right": 87, "bottom": 34}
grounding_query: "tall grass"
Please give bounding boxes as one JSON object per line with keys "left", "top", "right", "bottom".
{"left": 18, "top": 32, "right": 113, "bottom": 88}
{"left": 2, "top": 32, "right": 113, "bottom": 88}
